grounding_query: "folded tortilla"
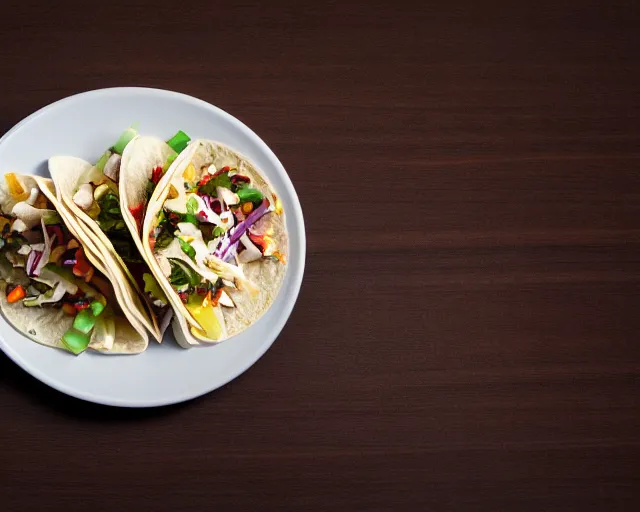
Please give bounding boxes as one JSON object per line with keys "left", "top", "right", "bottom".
{"left": 0, "top": 174, "right": 148, "bottom": 354}
{"left": 142, "top": 139, "right": 288, "bottom": 347}
{"left": 47, "top": 135, "right": 180, "bottom": 341}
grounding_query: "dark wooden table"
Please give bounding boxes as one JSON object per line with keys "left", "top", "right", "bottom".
{"left": 1, "top": 1, "right": 639, "bottom": 510}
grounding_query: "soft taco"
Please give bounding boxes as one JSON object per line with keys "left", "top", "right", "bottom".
{"left": 142, "top": 139, "right": 288, "bottom": 347}
{"left": 48, "top": 128, "right": 192, "bottom": 340}
{"left": 0, "top": 173, "right": 148, "bottom": 355}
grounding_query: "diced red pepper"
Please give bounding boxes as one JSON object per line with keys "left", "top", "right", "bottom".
{"left": 74, "top": 301, "right": 91, "bottom": 311}
{"left": 129, "top": 203, "right": 144, "bottom": 233}
{"left": 178, "top": 291, "right": 189, "bottom": 303}
{"left": 209, "top": 288, "right": 223, "bottom": 307}
{"left": 151, "top": 166, "right": 163, "bottom": 185}
{"left": 167, "top": 211, "right": 182, "bottom": 225}
{"left": 7, "top": 285, "right": 26, "bottom": 304}
{"left": 211, "top": 166, "right": 230, "bottom": 177}
{"left": 198, "top": 174, "right": 211, "bottom": 187}
{"left": 248, "top": 232, "right": 275, "bottom": 255}
{"left": 72, "top": 248, "right": 93, "bottom": 280}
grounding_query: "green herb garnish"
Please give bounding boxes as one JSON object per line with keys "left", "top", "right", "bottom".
{"left": 186, "top": 196, "right": 198, "bottom": 215}
{"left": 178, "top": 238, "right": 196, "bottom": 260}
{"left": 154, "top": 227, "right": 174, "bottom": 250}
{"left": 198, "top": 171, "right": 232, "bottom": 197}
{"left": 168, "top": 258, "right": 201, "bottom": 287}
{"left": 96, "top": 193, "right": 128, "bottom": 234}
{"left": 236, "top": 187, "right": 264, "bottom": 204}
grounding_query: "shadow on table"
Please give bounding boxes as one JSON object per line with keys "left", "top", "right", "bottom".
{"left": 0, "top": 352, "right": 190, "bottom": 420}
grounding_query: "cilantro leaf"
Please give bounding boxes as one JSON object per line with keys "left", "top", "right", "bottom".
{"left": 97, "top": 193, "right": 128, "bottom": 235}
{"left": 236, "top": 187, "right": 264, "bottom": 204}
{"left": 154, "top": 227, "right": 174, "bottom": 250}
{"left": 183, "top": 213, "right": 198, "bottom": 226}
{"left": 186, "top": 196, "right": 198, "bottom": 215}
{"left": 198, "top": 171, "right": 232, "bottom": 197}
{"left": 168, "top": 258, "right": 201, "bottom": 287}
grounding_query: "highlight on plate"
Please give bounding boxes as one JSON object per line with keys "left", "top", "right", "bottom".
{"left": 0, "top": 128, "right": 288, "bottom": 355}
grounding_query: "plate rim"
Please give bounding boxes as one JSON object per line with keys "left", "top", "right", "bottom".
{"left": 0, "top": 87, "right": 306, "bottom": 407}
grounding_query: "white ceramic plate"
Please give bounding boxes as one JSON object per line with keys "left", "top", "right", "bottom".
{"left": 0, "top": 88, "right": 305, "bottom": 407}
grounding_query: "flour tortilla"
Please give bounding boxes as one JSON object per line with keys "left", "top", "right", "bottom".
{"left": 119, "top": 135, "right": 176, "bottom": 265}
{"left": 143, "top": 139, "right": 288, "bottom": 347}
{"left": 35, "top": 176, "right": 149, "bottom": 344}
{"left": 0, "top": 177, "right": 147, "bottom": 354}
{"left": 0, "top": 280, "right": 146, "bottom": 354}
{"left": 48, "top": 156, "right": 160, "bottom": 340}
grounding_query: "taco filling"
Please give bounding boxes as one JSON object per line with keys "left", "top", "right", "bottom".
{"left": 147, "top": 144, "right": 287, "bottom": 343}
{"left": 67, "top": 128, "right": 191, "bottom": 320}
{"left": 0, "top": 174, "right": 120, "bottom": 354}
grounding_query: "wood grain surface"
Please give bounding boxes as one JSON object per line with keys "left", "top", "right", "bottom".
{"left": 1, "top": 1, "right": 639, "bottom": 510}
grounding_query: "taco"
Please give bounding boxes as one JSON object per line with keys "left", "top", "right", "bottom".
{"left": 0, "top": 173, "right": 148, "bottom": 355}
{"left": 48, "top": 128, "right": 191, "bottom": 340}
{"left": 142, "top": 139, "right": 288, "bottom": 347}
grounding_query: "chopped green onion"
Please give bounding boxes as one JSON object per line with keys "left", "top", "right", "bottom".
{"left": 178, "top": 238, "right": 196, "bottom": 260}
{"left": 96, "top": 150, "right": 112, "bottom": 171}
{"left": 90, "top": 300, "right": 105, "bottom": 317}
{"left": 166, "top": 130, "right": 191, "bottom": 153}
{"left": 112, "top": 127, "right": 138, "bottom": 154}
{"left": 62, "top": 328, "right": 91, "bottom": 355}
{"left": 73, "top": 309, "right": 96, "bottom": 334}
{"left": 162, "top": 154, "right": 178, "bottom": 172}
